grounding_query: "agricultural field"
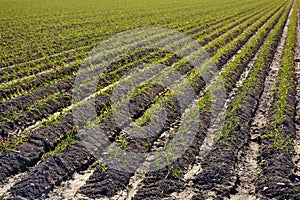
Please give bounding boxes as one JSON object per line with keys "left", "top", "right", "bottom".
{"left": 0, "top": 0, "right": 300, "bottom": 199}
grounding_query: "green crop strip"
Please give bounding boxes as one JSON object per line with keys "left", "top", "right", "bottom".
{"left": 212, "top": 1, "right": 286, "bottom": 66}
{"left": 0, "top": 0, "right": 284, "bottom": 156}
{"left": 0, "top": 49, "right": 165, "bottom": 103}
{"left": 1, "top": 0, "right": 279, "bottom": 86}
{"left": 219, "top": 1, "right": 291, "bottom": 141}
{"left": 4, "top": 2, "right": 279, "bottom": 153}
{"left": 43, "top": 56, "right": 205, "bottom": 158}
{"left": 220, "top": 1, "right": 289, "bottom": 89}
{"left": 1, "top": 3, "right": 275, "bottom": 103}
{"left": 109, "top": 8, "right": 283, "bottom": 134}
{"left": 1, "top": 0, "right": 276, "bottom": 68}
{"left": 265, "top": 1, "right": 298, "bottom": 151}
{"left": 43, "top": 129, "right": 77, "bottom": 157}
{"left": 1, "top": 2, "right": 270, "bottom": 84}
{"left": 0, "top": 91, "right": 71, "bottom": 128}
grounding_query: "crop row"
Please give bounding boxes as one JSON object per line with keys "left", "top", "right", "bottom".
{"left": 0, "top": 0, "right": 284, "bottom": 158}
{"left": 11, "top": 2, "right": 289, "bottom": 198}
{"left": 256, "top": 2, "right": 300, "bottom": 199}
{"left": 0, "top": 1, "right": 278, "bottom": 102}
{"left": 0, "top": 1, "right": 290, "bottom": 199}
{"left": 0, "top": 2, "right": 282, "bottom": 143}
{"left": 131, "top": 2, "right": 292, "bottom": 199}
{"left": 2, "top": 0, "right": 282, "bottom": 101}
{"left": 0, "top": 1, "right": 270, "bottom": 77}
{"left": 0, "top": 49, "right": 174, "bottom": 138}
{"left": 2, "top": 52, "right": 207, "bottom": 198}
{"left": 192, "top": 2, "right": 293, "bottom": 199}
{"left": 0, "top": 0, "right": 274, "bottom": 67}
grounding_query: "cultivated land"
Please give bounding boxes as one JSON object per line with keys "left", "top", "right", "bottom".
{"left": 1, "top": 0, "right": 300, "bottom": 199}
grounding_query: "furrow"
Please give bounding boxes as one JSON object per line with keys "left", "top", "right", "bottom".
{"left": 294, "top": 11, "right": 300, "bottom": 181}
{"left": 190, "top": 2, "right": 293, "bottom": 199}
{"left": 255, "top": 2, "right": 300, "bottom": 199}
{"left": 0, "top": 1, "right": 288, "bottom": 199}
{"left": 97, "top": 4, "right": 289, "bottom": 199}
{"left": 0, "top": 1, "right": 282, "bottom": 150}
{"left": 231, "top": 4, "right": 295, "bottom": 199}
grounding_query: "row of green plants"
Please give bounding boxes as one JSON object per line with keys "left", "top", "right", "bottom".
{"left": 265, "top": 1, "right": 298, "bottom": 150}
{"left": 218, "top": 0, "right": 291, "bottom": 144}
{"left": 0, "top": 0, "right": 282, "bottom": 155}
{"left": 0, "top": 1, "right": 280, "bottom": 104}
{"left": 220, "top": 1, "right": 289, "bottom": 92}
{"left": 0, "top": 49, "right": 162, "bottom": 102}
{"left": 0, "top": 0, "right": 274, "bottom": 91}
{"left": 205, "top": 1, "right": 283, "bottom": 55}
{"left": 0, "top": 46, "right": 90, "bottom": 84}
{"left": 95, "top": 0, "right": 287, "bottom": 155}
{"left": 88, "top": 3, "right": 286, "bottom": 173}
{"left": 0, "top": 50, "right": 168, "bottom": 129}
{"left": 134, "top": 0, "right": 289, "bottom": 144}
{"left": 1, "top": 0, "right": 269, "bottom": 67}
{"left": 195, "top": 0, "right": 280, "bottom": 46}
{"left": 2, "top": 0, "right": 271, "bottom": 95}
{"left": 212, "top": 1, "right": 286, "bottom": 67}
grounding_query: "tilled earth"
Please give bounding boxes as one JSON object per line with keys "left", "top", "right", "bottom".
{"left": 1, "top": 1, "right": 300, "bottom": 200}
